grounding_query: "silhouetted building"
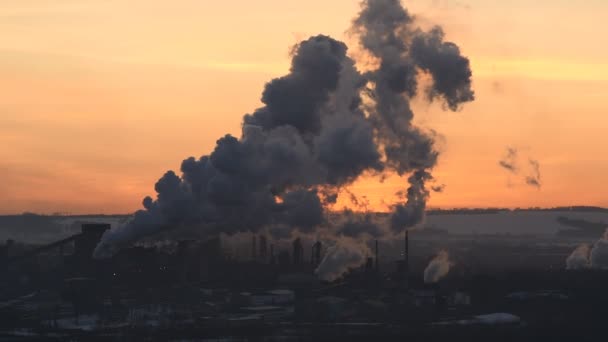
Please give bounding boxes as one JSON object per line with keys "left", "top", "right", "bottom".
{"left": 365, "top": 257, "right": 374, "bottom": 272}
{"left": 252, "top": 235, "right": 257, "bottom": 261}
{"left": 278, "top": 250, "right": 290, "bottom": 266}
{"left": 270, "top": 244, "right": 276, "bottom": 265}
{"left": 312, "top": 241, "right": 322, "bottom": 266}
{"left": 292, "top": 238, "right": 303, "bottom": 266}
{"left": 404, "top": 230, "right": 409, "bottom": 290}
{"left": 375, "top": 239, "right": 379, "bottom": 272}
{"left": 259, "top": 235, "right": 267, "bottom": 261}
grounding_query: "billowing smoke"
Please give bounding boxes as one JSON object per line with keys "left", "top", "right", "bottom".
{"left": 338, "top": 211, "right": 384, "bottom": 238}
{"left": 498, "top": 147, "right": 542, "bottom": 189}
{"left": 566, "top": 243, "right": 591, "bottom": 270}
{"left": 590, "top": 230, "right": 608, "bottom": 269}
{"left": 94, "top": 0, "right": 474, "bottom": 258}
{"left": 565, "top": 229, "right": 608, "bottom": 270}
{"left": 315, "top": 239, "right": 369, "bottom": 282}
{"left": 424, "top": 250, "right": 452, "bottom": 283}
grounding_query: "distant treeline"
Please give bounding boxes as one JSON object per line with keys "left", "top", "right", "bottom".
{"left": 556, "top": 216, "right": 607, "bottom": 238}
{"left": 427, "top": 206, "right": 608, "bottom": 215}
{"left": 2, "top": 207, "right": 607, "bottom": 220}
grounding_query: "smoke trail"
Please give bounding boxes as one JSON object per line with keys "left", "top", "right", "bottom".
{"left": 525, "top": 159, "right": 542, "bottom": 189}
{"left": 315, "top": 239, "right": 369, "bottom": 281}
{"left": 94, "top": 0, "right": 474, "bottom": 258}
{"left": 566, "top": 243, "right": 590, "bottom": 270}
{"left": 424, "top": 250, "right": 452, "bottom": 283}
{"left": 498, "top": 147, "right": 542, "bottom": 189}
{"left": 498, "top": 147, "right": 518, "bottom": 173}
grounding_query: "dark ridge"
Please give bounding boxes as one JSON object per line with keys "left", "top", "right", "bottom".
{"left": 556, "top": 216, "right": 607, "bottom": 238}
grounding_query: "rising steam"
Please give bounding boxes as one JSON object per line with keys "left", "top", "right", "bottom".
{"left": 566, "top": 244, "right": 591, "bottom": 270}
{"left": 424, "top": 250, "right": 452, "bottom": 283}
{"left": 566, "top": 229, "right": 608, "bottom": 270}
{"left": 315, "top": 239, "right": 370, "bottom": 282}
{"left": 94, "top": 0, "right": 474, "bottom": 259}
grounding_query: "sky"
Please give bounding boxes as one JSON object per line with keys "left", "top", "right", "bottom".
{"left": 1, "top": 0, "right": 607, "bottom": 214}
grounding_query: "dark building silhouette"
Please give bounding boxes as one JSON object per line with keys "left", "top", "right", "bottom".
{"left": 277, "top": 250, "right": 290, "bottom": 266}
{"left": 292, "top": 238, "right": 303, "bottom": 266}
{"left": 270, "top": 244, "right": 276, "bottom": 265}
{"left": 375, "top": 239, "right": 379, "bottom": 271}
{"left": 404, "top": 230, "right": 409, "bottom": 289}
{"left": 259, "top": 235, "right": 268, "bottom": 261}
{"left": 365, "top": 257, "right": 374, "bottom": 272}
{"left": 252, "top": 235, "right": 257, "bottom": 261}
{"left": 312, "top": 241, "right": 322, "bottom": 267}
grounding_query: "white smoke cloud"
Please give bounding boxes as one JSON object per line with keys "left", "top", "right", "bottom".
{"left": 590, "top": 230, "right": 608, "bottom": 269}
{"left": 566, "top": 229, "right": 608, "bottom": 270}
{"left": 315, "top": 239, "right": 369, "bottom": 282}
{"left": 566, "top": 243, "right": 591, "bottom": 270}
{"left": 424, "top": 250, "right": 452, "bottom": 283}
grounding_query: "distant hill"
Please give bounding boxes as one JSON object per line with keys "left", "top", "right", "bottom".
{"left": 427, "top": 206, "right": 608, "bottom": 216}
{"left": 556, "top": 216, "right": 607, "bottom": 238}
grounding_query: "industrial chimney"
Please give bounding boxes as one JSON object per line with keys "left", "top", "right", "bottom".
{"left": 292, "top": 238, "right": 303, "bottom": 266}
{"left": 312, "top": 241, "right": 322, "bottom": 267}
{"left": 270, "top": 244, "right": 275, "bottom": 265}
{"left": 252, "top": 234, "right": 257, "bottom": 261}
{"left": 259, "top": 235, "right": 268, "bottom": 262}
{"left": 375, "top": 239, "right": 379, "bottom": 272}
{"left": 404, "top": 230, "right": 409, "bottom": 290}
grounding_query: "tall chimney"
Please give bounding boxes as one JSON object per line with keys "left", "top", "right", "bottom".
{"left": 270, "top": 244, "right": 275, "bottom": 264}
{"left": 311, "top": 245, "right": 314, "bottom": 265}
{"left": 252, "top": 234, "right": 257, "bottom": 261}
{"left": 375, "top": 239, "right": 379, "bottom": 272}
{"left": 404, "top": 230, "right": 409, "bottom": 290}
{"left": 259, "top": 235, "right": 268, "bottom": 262}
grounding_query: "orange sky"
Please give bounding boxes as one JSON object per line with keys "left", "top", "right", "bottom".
{"left": 1, "top": 0, "right": 607, "bottom": 214}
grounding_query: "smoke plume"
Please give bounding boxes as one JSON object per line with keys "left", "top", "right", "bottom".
{"left": 498, "top": 147, "right": 518, "bottom": 173}
{"left": 498, "top": 147, "right": 542, "bottom": 189}
{"left": 424, "top": 250, "right": 452, "bottom": 283}
{"left": 566, "top": 229, "right": 608, "bottom": 270}
{"left": 525, "top": 159, "right": 542, "bottom": 189}
{"left": 590, "top": 230, "right": 608, "bottom": 269}
{"left": 94, "top": 0, "right": 474, "bottom": 258}
{"left": 566, "top": 243, "right": 591, "bottom": 270}
{"left": 315, "top": 239, "right": 369, "bottom": 282}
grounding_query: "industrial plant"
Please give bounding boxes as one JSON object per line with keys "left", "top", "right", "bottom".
{"left": 2, "top": 215, "right": 608, "bottom": 341}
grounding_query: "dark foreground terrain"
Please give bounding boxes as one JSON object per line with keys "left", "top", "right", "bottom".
{"left": 1, "top": 221, "right": 607, "bottom": 341}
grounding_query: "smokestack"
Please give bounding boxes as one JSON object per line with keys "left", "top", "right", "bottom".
{"left": 292, "top": 238, "right": 303, "bottom": 265}
{"left": 312, "top": 241, "right": 322, "bottom": 267}
{"left": 366, "top": 257, "right": 374, "bottom": 272}
{"left": 270, "top": 244, "right": 275, "bottom": 265}
{"left": 375, "top": 239, "right": 379, "bottom": 272}
{"left": 259, "top": 235, "right": 267, "bottom": 262}
{"left": 252, "top": 234, "right": 257, "bottom": 261}
{"left": 404, "top": 230, "right": 409, "bottom": 290}
{"left": 311, "top": 245, "right": 314, "bottom": 265}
